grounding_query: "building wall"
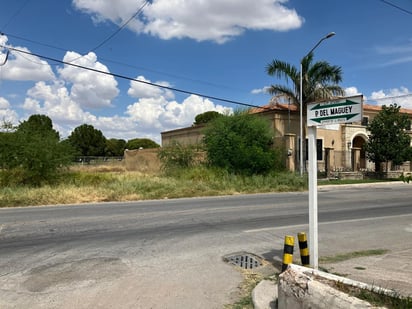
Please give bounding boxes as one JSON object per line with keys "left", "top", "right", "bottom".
{"left": 160, "top": 102, "right": 412, "bottom": 173}
{"left": 161, "top": 125, "right": 206, "bottom": 147}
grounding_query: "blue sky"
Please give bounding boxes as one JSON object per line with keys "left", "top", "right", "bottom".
{"left": 1, "top": 0, "right": 412, "bottom": 143}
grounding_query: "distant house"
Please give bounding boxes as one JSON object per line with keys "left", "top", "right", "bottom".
{"left": 161, "top": 96, "right": 412, "bottom": 175}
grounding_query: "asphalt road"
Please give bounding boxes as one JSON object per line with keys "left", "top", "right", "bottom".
{"left": 0, "top": 182, "right": 411, "bottom": 308}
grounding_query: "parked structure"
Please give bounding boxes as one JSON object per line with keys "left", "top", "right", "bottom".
{"left": 161, "top": 96, "right": 412, "bottom": 175}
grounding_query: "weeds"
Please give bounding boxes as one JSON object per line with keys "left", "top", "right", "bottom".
{"left": 0, "top": 166, "right": 306, "bottom": 207}
{"left": 319, "top": 249, "right": 389, "bottom": 264}
{"left": 224, "top": 270, "right": 264, "bottom": 309}
{"left": 334, "top": 281, "right": 412, "bottom": 309}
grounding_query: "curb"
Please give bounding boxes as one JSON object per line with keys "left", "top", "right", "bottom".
{"left": 252, "top": 279, "right": 278, "bottom": 309}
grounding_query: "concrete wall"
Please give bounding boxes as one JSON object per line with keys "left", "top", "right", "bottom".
{"left": 278, "top": 264, "right": 391, "bottom": 308}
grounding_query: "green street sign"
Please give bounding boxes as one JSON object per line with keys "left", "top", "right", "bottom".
{"left": 307, "top": 95, "right": 363, "bottom": 126}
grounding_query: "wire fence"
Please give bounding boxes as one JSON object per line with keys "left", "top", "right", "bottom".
{"left": 74, "top": 156, "right": 124, "bottom": 165}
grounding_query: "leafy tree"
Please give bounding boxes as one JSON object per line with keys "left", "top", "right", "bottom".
{"left": 17, "top": 114, "right": 59, "bottom": 139}
{"left": 193, "top": 111, "right": 222, "bottom": 125}
{"left": 125, "top": 138, "right": 160, "bottom": 150}
{"left": 0, "top": 115, "right": 73, "bottom": 186}
{"left": 365, "top": 104, "right": 412, "bottom": 172}
{"left": 266, "top": 52, "right": 344, "bottom": 114}
{"left": 68, "top": 124, "right": 107, "bottom": 156}
{"left": 203, "top": 111, "right": 277, "bottom": 175}
{"left": 0, "top": 119, "right": 15, "bottom": 132}
{"left": 106, "top": 138, "right": 126, "bottom": 156}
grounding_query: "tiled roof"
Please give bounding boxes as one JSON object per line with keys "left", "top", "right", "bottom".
{"left": 251, "top": 101, "right": 412, "bottom": 115}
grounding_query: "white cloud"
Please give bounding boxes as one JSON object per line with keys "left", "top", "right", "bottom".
{"left": 15, "top": 63, "right": 232, "bottom": 142}
{"left": 0, "top": 97, "right": 10, "bottom": 109}
{"left": 251, "top": 86, "right": 271, "bottom": 95}
{"left": 161, "top": 94, "right": 229, "bottom": 127}
{"left": 0, "top": 35, "right": 55, "bottom": 81}
{"left": 373, "top": 42, "right": 412, "bottom": 67}
{"left": 128, "top": 76, "right": 174, "bottom": 99}
{"left": 369, "top": 87, "right": 412, "bottom": 109}
{"left": 126, "top": 76, "right": 232, "bottom": 134}
{"left": 0, "top": 97, "right": 19, "bottom": 125}
{"left": 23, "top": 81, "right": 97, "bottom": 127}
{"left": 22, "top": 80, "right": 143, "bottom": 140}
{"left": 345, "top": 87, "right": 361, "bottom": 97}
{"left": 58, "top": 51, "right": 119, "bottom": 108}
{"left": 73, "top": 0, "right": 303, "bottom": 43}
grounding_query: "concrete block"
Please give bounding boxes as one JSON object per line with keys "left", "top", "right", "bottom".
{"left": 277, "top": 265, "right": 386, "bottom": 308}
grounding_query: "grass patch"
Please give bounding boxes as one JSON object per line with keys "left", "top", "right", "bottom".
{"left": 333, "top": 281, "right": 412, "bottom": 309}
{"left": 224, "top": 270, "right": 264, "bottom": 309}
{"left": 0, "top": 166, "right": 307, "bottom": 207}
{"left": 319, "top": 249, "right": 389, "bottom": 264}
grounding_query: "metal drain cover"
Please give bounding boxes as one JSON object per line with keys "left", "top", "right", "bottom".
{"left": 223, "top": 252, "right": 263, "bottom": 270}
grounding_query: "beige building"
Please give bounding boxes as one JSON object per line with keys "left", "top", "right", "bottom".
{"left": 161, "top": 97, "right": 412, "bottom": 174}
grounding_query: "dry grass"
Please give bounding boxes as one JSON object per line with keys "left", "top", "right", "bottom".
{"left": 0, "top": 163, "right": 306, "bottom": 207}
{"left": 224, "top": 270, "right": 265, "bottom": 309}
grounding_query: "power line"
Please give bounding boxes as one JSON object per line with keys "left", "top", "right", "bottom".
{"left": 89, "top": 0, "right": 150, "bottom": 53}
{"left": 380, "top": 0, "right": 412, "bottom": 15}
{"left": 65, "top": 0, "right": 150, "bottom": 64}
{"left": 2, "top": 44, "right": 270, "bottom": 110}
{"left": 1, "top": 0, "right": 32, "bottom": 31}
{"left": 366, "top": 93, "right": 412, "bottom": 101}
{"left": 0, "top": 31, "right": 243, "bottom": 93}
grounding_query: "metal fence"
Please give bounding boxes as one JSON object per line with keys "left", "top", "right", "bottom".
{"left": 74, "top": 156, "right": 124, "bottom": 165}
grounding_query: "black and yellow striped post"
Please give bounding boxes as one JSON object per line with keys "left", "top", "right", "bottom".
{"left": 281, "top": 235, "right": 294, "bottom": 272}
{"left": 298, "top": 232, "right": 310, "bottom": 267}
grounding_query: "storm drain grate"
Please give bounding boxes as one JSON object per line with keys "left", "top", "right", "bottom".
{"left": 223, "top": 252, "right": 263, "bottom": 270}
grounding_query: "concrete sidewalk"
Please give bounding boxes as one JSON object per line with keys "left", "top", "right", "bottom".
{"left": 253, "top": 247, "right": 412, "bottom": 309}
{"left": 319, "top": 247, "right": 412, "bottom": 297}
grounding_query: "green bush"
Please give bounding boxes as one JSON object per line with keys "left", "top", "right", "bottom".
{"left": 0, "top": 115, "right": 74, "bottom": 186}
{"left": 203, "top": 111, "right": 278, "bottom": 175}
{"left": 158, "top": 141, "right": 196, "bottom": 173}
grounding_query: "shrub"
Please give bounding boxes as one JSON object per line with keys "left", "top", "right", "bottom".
{"left": 158, "top": 141, "right": 196, "bottom": 172}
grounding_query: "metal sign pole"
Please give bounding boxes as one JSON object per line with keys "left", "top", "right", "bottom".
{"left": 308, "top": 125, "right": 318, "bottom": 269}
{"left": 306, "top": 95, "right": 363, "bottom": 270}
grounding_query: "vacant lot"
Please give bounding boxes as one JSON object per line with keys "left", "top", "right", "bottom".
{"left": 0, "top": 161, "right": 307, "bottom": 207}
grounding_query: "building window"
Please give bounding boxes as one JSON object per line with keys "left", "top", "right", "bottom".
{"left": 305, "top": 139, "right": 323, "bottom": 161}
{"left": 361, "top": 117, "right": 369, "bottom": 126}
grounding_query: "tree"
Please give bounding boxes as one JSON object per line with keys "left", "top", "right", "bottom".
{"left": 365, "top": 104, "right": 412, "bottom": 172}
{"left": 0, "top": 115, "right": 73, "bottom": 185}
{"left": 68, "top": 124, "right": 107, "bottom": 156}
{"left": 203, "top": 111, "right": 278, "bottom": 175}
{"left": 125, "top": 138, "right": 160, "bottom": 150}
{"left": 17, "top": 114, "right": 59, "bottom": 140}
{"left": 106, "top": 138, "right": 126, "bottom": 156}
{"left": 193, "top": 111, "right": 222, "bottom": 125}
{"left": 266, "top": 52, "right": 344, "bottom": 114}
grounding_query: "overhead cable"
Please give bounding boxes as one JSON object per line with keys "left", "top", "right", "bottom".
{"left": 1, "top": 0, "right": 32, "bottom": 31}
{"left": 0, "top": 31, "right": 243, "bottom": 92}
{"left": 0, "top": 49, "right": 9, "bottom": 66}
{"left": 67, "top": 0, "right": 151, "bottom": 63}
{"left": 380, "top": 0, "right": 412, "bottom": 15}
{"left": 89, "top": 0, "right": 151, "bottom": 53}
{"left": 366, "top": 93, "right": 412, "bottom": 101}
{"left": 2, "top": 44, "right": 271, "bottom": 110}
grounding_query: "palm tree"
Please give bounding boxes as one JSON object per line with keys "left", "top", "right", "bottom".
{"left": 266, "top": 52, "right": 344, "bottom": 115}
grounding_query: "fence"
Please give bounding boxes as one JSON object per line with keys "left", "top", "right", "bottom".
{"left": 74, "top": 156, "right": 124, "bottom": 165}
{"left": 305, "top": 149, "right": 411, "bottom": 178}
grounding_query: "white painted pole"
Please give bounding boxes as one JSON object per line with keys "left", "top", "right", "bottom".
{"left": 299, "top": 63, "right": 303, "bottom": 176}
{"left": 308, "top": 125, "right": 318, "bottom": 269}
